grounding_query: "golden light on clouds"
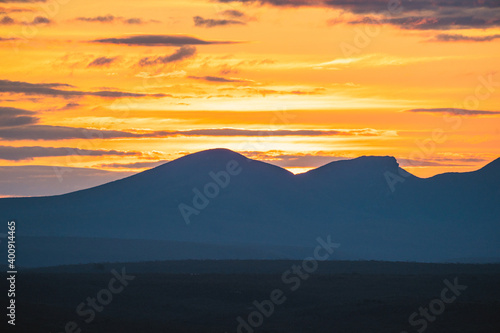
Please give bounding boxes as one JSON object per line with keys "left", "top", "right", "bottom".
{"left": 1, "top": 0, "right": 499, "bottom": 195}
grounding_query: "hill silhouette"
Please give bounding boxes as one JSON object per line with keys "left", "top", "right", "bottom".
{"left": 1, "top": 148, "right": 499, "bottom": 266}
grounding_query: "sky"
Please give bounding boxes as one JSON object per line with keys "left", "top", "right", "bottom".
{"left": 0, "top": 0, "right": 499, "bottom": 196}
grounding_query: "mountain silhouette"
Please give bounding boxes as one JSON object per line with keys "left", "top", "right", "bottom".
{"left": 1, "top": 148, "right": 499, "bottom": 266}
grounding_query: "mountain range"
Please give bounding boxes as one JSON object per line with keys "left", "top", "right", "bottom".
{"left": 1, "top": 148, "right": 499, "bottom": 267}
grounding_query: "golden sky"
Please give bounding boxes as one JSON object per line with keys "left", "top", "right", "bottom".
{"left": 1, "top": 0, "right": 499, "bottom": 194}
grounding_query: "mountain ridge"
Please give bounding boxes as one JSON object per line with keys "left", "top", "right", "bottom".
{"left": 4, "top": 149, "right": 498, "bottom": 200}
{"left": 1, "top": 148, "right": 499, "bottom": 266}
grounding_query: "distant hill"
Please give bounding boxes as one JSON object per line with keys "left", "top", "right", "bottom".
{"left": 1, "top": 148, "right": 499, "bottom": 266}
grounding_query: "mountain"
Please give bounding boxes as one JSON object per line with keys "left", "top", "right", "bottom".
{"left": 1, "top": 149, "right": 499, "bottom": 266}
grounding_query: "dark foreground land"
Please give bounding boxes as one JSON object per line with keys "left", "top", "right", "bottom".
{"left": 3, "top": 260, "right": 500, "bottom": 333}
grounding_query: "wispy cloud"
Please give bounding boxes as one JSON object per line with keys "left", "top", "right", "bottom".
{"left": 59, "top": 102, "right": 80, "bottom": 110}
{"left": 218, "top": 86, "right": 325, "bottom": 97}
{"left": 0, "top": 119, "right": 393, "bottom": 141}
{"left": 242, "top": 151, "right": 491, "bottom": 170}
{"left": 312, "top": 54, "right": 451, "bottom": 70}
{"left": 135, "top": 70, "right": 186, "bottom": 79}
{"left": 0, "top": 165, "right": 134, "bottom": 197}
{"left": 0, "top": 106, "right": 163, "bottom": 141}
{"left": 0, "top": 0, "right": 46, "bottom": 3}
{"left": 0, "top": 7, "right": 35, "bottom": 14}
{"left": 87, "top": 56, "right": 118, "bottom": 67}
{"left": 221, "top": 9, "right": 246, "bottom": 18}
{"left": 0, "top": 107, "right": 39, "bottom": 127}
{"left": 217, "top": 0, "right": 316, "bottom": 8}
{"left": 242, "top": 151, "right": 349, "bottom": 168}
{"left": 193, "top": 16, "right": 245, "bottom": 28}
{"left": 429, "top": 33, "right": 500, "bottom": 42}
{"left": 76, "top": 15, "right": 158, "bottom": 25}
{"left": 0, "top": 15, "right": 50, "bottom": 25}
{"left": 77, "top": 14, "right": 115, "bottom": 23}
{"left": 406, "top": 108, "right": 500, "bottom": 116}
{"left": 161, "top": 128, "right": 391, "bottom": 137}
{"left": 397, "top": 158, "right": 480, "bottom": 167}
{"left": 188, "top": 75, "right": 254, "bottom": 84}
{"left": 0, "top": 79, "right": 169, "bottom": 98}
{"left": 138, "top": 46, "right": 196, "bottom": 66}
{"left": 345, "top": 15, "right": 500, "bottom": 30}
{"left": 0, "top": 125, "right": 153, "bottom": 141}
{"left": 0, "top": 37, "right": 19, "bottom": 41}
{"left": 96, "top": 160, "right": 168, "bottom": 169}
{"left": 0, "top": 145, "right": 140, "bottom": 161}
{"left": 93, "top": 35, "right": 243, "bottom": 46}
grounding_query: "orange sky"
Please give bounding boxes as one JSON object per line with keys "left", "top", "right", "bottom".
{"left": 1, "top": 0, "right": 499, "bottom": 192}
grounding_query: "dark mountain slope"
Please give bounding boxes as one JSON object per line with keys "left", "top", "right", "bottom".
{"left": 1, "top": 149, "right": 498, "bottom": 266}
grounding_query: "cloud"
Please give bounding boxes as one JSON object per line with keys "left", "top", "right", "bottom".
{"left": 161, "top": 128, "right": 389, "bottom": 137}
{"left": 0, "top": 165, "right": 134, "bottom": 197}
{"left": 187, "top": 75, "right": 253, "bottom": 84}
{"left": 135, "top": 70, "right": 186, "bottom": 79}
{"left": 312, "top": 54, "right": 450, "bottom": 70}
{"left": 220, "top": 86, "right": 325, "bottom": 96}
{"left": 243, "top": 151, "right": 349, "bottom": 168}
{"left": 220, "top": 0, "right": 500, "bottom": 30}
{"left": 59, "top": 102, "right": 80, "bottom": 110}
{"left": 96, "top": 160, "right": 168, "bottom": 169}
{"left": 242, "top": 151, "right": 492, "bottom": 170}
{"left": 77, "top": 15, "right": 114, "bottom": 23}
{"left": 397, "top": 158, "right": 464, "bottom": 167}
{"left": 0, "top": 145, "right": 140, "bottom": 161}
{"left": 87, "top": 56, "right": 118, "bottom": 67}
{"left": 0, "top": 107, "right": 391, "bottom": 142}
{"left": 86, "top": 90, "right": 168, "bottom": 98}
{"left": 0, "top": 7, "right": 35, "bottom": 14}
{"left": 123, "top": 18, "right": 144, "bottom": 24}
{"left": 397, "top": 154, "right": 490, "bottom": 167}
{"left": 217, "top": 0, "right": 315, "bottom": 8}
{"left": 221, "top": 9, "right": 246, "bottom": 18}
{"left": 0, "top": 15, "right": 14, "bottom": 24}
{"left": 0, "top": 126, "right": 390, "bottom": 141}
{"left": 238, "top": 151, "right": 492, "bottom": 170}
{"left": 193, "top": 16, "right": 245, "bottom": 27}
{"left": 93, "top": 34, "right": 242, "bottom": 46}
{"left": 138, "top": 46, "right": 196, "bottom": 66}
{"left": 218, "top": 64, "right": 239, "bottom": 75}
{"left": 355, "top": 15, "right": 500, "bottom": 30}
{"left": 406, "top": 108, "right": 500, "bottom": 116}
{"left": 0, "top": 0, "right": 46, "bottom": 2}
{"left": 0, "top": 125, "right": 156, "bottom": 141}
{"left": 0, "top": 107, "right": 39, "bottom": 127}
{"left": 0, "top": 108, "right": 169, "bottom": 140}
{"left": 218, "top": 0, "right": 500, "bottom": 11}
{"left": 1, "top": 15, "right": 50, "bottom": 25}
{"left": 429, "top": 33, "right": 500, "bottom": 42}
{"left": 31, "top": 16, "right": 50, "bottom": 24}
{"left": 76, "top": 15, "right": 153, "bottom": 25}
{"left": 0, "top": 79, "right": 169, "bottom": 98}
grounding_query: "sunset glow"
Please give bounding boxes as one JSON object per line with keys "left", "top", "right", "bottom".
{"left": 1, "top": 0, "right": 499, "bottom": 196}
